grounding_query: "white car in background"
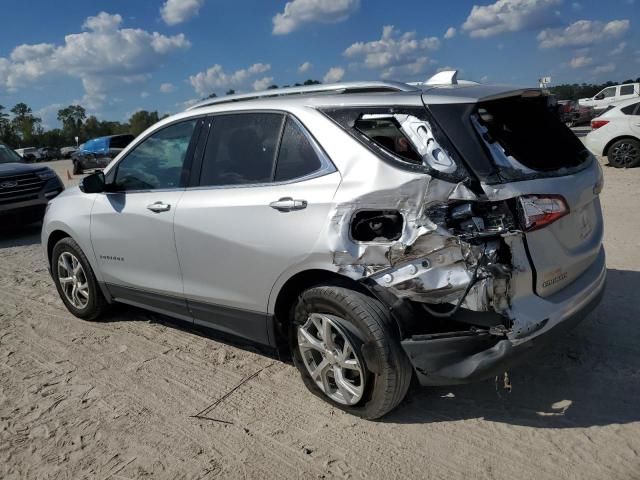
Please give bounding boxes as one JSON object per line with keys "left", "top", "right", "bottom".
{"left": 579, "top": 83, "right": 639, "bottom": 113}
{"left": 585, "top": 97, "right": 640, "bottom": 168}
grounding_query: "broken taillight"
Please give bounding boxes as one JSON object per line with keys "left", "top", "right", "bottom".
{"left": 591, "top": 119, "right": 609, "bottom": 129}
{"left": 518, "top": 195, "right": 569, "bottom": 231}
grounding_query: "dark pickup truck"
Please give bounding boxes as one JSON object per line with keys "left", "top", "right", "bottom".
{"left": 0, "top": 142, "right": 64, "bottom": 226}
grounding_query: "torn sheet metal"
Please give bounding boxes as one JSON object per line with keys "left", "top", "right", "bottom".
{"left": 327, "top": 167, "right": 528, "bottom": 322}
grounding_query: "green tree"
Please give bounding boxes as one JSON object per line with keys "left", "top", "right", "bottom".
{"left": 57, "top": 105, "right": 86, "bottom": 143}
{"left": 128, "top": 110, "right": 160, "bottom": 136}
{"left": 225, "top": 89, "right": 236, "bottom": 95}
{"left": 10, "top": 103, "right": 41, "bottom": 145}
{"left": 303, "top": 79, "right": 321, "bottom": 85}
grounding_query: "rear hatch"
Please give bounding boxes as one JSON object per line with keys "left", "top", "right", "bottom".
{"left": 425, "top": 89, "right": 604, "bottom": 297}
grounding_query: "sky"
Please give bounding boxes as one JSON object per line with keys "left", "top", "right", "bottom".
{"left": 0, "top": 0, "right": 638, "bottom": 129}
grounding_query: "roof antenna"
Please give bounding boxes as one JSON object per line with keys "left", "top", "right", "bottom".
{"left": 425, "top": 70, "right": 459, "bottom": 86}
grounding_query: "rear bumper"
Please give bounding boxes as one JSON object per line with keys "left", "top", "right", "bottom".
{"left": 402, "top": 246, "right": 606, "bottom": 386}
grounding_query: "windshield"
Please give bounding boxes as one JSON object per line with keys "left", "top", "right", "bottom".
{"left": 0, "top": 143, "right": 23, "bottom": 164}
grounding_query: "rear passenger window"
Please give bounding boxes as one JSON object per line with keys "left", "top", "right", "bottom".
{"left": 620, "top": 85, "right": 635, "bottom": 96}
{"left": 200, "top": 113, "right": 284, "bottom": 186}
{"left": 274, "top": 118, "right": 322, "bottom": 181}
{"left": 621, "top": 102, "right": 640, "bottom": 115}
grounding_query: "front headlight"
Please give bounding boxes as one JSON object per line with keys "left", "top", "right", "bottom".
{"left": 37, "top": 169, "right": 58, "bottom": 181}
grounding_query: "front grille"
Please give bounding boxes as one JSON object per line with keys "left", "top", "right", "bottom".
{"left": 0, "top": 171, "right": 46, "bottom": 203}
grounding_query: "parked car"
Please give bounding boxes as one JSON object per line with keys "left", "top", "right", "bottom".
{"left": 42, "top": 76, "right": 605, "bottom": 419}
{"left": 579, "top": 82, "right": 640, "bottom": 112}
{"left": 37, "top": 146, "right": 60, "bottom": 162}
{"left": 60, "top": 146, "right": 77, "bottom": 159}
{"left": 585, "top": 97, "right": 640, "bottom": 168}
{"left": 71, "top": 134, "right": 134, "bottom": 174}
{"left": 557, "top": 100, "right": 595, "bottom": 127}
{"left": 0, "top": 141, "right": 64, "bottom": 226}
{"left": 15, "top": 147, "right": 38, "bottom": 163}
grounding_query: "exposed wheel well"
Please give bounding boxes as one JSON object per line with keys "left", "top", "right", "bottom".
{"left": 47, "top": 230, "right": 71, "bottom": 267}
{"left": 273, "top": 269, "right": 373, "bottom": 349}
{"left": 603, "top": 135, "right": 640, "bottom": 156}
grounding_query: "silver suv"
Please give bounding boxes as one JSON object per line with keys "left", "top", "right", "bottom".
{"left": 42, "top": 74, "right": 606, "bottom": 419}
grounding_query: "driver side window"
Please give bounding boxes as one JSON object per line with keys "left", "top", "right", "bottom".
{"left": 114, "top": 120, "right": 197, "bottom": 191}
{"left": 601, "top": 87, "right": 616, "bottom": 99}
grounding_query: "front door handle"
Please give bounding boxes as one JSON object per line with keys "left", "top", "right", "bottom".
{"left": 147, "top": 201, "right": 171, "bottom": 213}
{"left": 269, "top": 197, "right": 307, "bottom": 212}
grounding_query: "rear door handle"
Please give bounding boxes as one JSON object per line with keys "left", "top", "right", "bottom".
{"left": 269, "top": 197, "right": 307, "bottom": 212}
{"left": 147, "top": 201, "right": 171, "bottom": 213}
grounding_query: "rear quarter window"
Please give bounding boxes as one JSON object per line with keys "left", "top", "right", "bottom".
{"left": 621, "top": 102, "right": 640, "bottom": 115}
{"left": 321, "top": 107, "right": 472, "bottom": 184}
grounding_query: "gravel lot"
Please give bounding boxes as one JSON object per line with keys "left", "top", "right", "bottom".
{"left": 1, "top": 158, "right": 639, "bottom": 479}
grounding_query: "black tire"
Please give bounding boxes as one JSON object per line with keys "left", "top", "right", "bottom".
{"left": 51, "top": 237, "right": 109, "bottom": 321}
{"left": 72, "top": 161, "right": 82, "bottom": 175}
{"left": 608, "top": 138, "right": 640, "bottom": 168}
{"left": 290, "top": 286, "right": 412, "bottom": 419}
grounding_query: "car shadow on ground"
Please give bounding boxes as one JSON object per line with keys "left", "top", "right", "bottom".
{"left": 94, "top": 269, "right": 640, "bottom": 429}
{"left": 387, "top": 268, "right": 640, "bottom": 428}
{"left": 0, "top": 223, "right": 42, "bottom": 248}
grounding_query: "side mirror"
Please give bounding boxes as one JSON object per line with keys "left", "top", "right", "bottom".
{"left": 594, "top": 93, "right": 604, "bottom": 100}
{"left": 80, "top": 171, "right": 105, "bottom": 193}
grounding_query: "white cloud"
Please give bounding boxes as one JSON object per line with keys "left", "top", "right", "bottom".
{"left": 298, "top": 61, "right": 313, "bottom": 73}
{"left": 344, "top": 25, "right": 440, "bottom": 78}
{"left": 480, "top": 75, "right": 490, "bottom": 82}
{"left": 323, "top": 66, "right": 345, "bottom": 83}
{"left": 141, "top": 91, "right": 150, "bottom": 98}
{"left": 462, "top": 0, "right": 561, "bottom": 38}
{"left": 35, "top": 103, "right": 64, "bottom": 130}
{"left": 160, "top": 82, "right": 175, "bottom": 93}
{"left": 592, "top": 63, "right": 616, "bottom": 74}
{"left": 161, "top": 0, "right": 204, "bottom": 26}
{"left": 611, "top": 42, "right": 627, "bottom": 56}
{"left": 569, "top": 55, "right": 592, "bottom": 68}
{"left": 253, "top": 76, "right": 274, "bottom": 91}
{"left": 538, "top": 19, "right": 630, "bottom": 48}
{"left": 571, "top": 2, "right": 582, "bottom": 9}
{"left": 272, "top": 0, "right": 359, "bottom": 35}
{"left": 189, "top": 63, "right": 272, "bottom": 96}
{"left": 0, "top": 12, "right": 190, "bottom": 107}
{"left": 444, "top": 27, "right": 457, "bottom": 39}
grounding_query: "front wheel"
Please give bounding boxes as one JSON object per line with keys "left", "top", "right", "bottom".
{"left": 608, "top": 138, "right": 640, "bottom": 168}
{"left": 52, "top": 237, "right": 109, "bottom": 320}
{"left": 291, "top": 286, "right": 412, "bottom": 419}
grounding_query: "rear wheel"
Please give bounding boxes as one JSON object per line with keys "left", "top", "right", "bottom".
{"left": 608, "top": 138, "right": 640, "bottom": 168}
{"left": 52, "top": 237, "right": 109, "bottom": 320}
{"left": 290, "top": 286, "right": 412, "bottom": 419}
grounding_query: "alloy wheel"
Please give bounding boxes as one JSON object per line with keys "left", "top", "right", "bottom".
{"left": 297, "top": 313, "right": 365, "bottom": 406}
{"left": 611, "top": 142, "right": 639, "bottom": 167}
{"left": 57, "top": 252, "right": 90, "bottom": 309}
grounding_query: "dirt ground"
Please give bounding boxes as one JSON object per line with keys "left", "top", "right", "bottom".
{"left": 1, "top": 159, "right": 639, "bottom": 479}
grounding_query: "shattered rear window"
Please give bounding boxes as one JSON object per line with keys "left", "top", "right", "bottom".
{"left": 474, "top": 96, "right": 590, "bottom": 172}
{"left": 321, "top": 107, "right": 473, "bottom": 184}
{"left": 354, "top": 117, "right": 422, "bottom": 164}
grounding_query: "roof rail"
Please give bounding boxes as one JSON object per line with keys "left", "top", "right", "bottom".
{"left": 185, "top": 81, "right": 418, "bottom": 110}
